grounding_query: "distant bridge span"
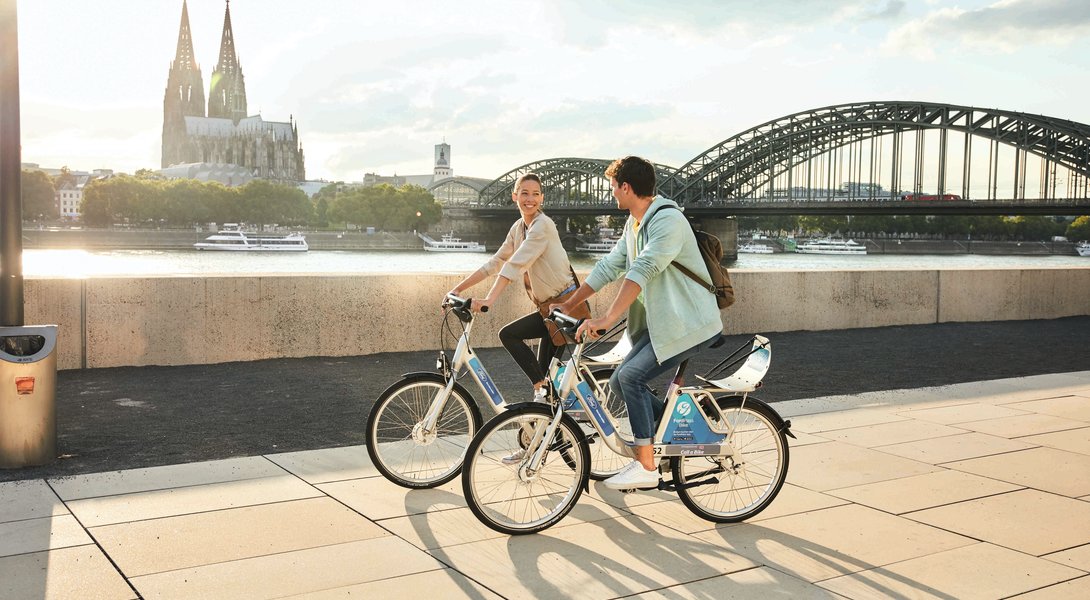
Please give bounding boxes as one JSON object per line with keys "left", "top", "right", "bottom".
{"left": 468, "top": 101, "right": 1090, "bottom": 217}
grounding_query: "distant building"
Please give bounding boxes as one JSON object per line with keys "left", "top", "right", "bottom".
{"left": 53, "top": 170, "right": 112, "bottom": 221}
{"left": 363, "top": 143, "right": 457, "bottom": 188}
{"left": 162, "top": 1, "right": 305, "bottom": 182}
{"left": 159, "top": 162, "right": 255, "bottom": 187}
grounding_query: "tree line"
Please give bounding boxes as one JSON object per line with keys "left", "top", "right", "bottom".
{"left": 739, "top": 214, "right": 1090, "bottom": 242}
{"left": 20, "top": 169, "right": 445, "bottom": 232}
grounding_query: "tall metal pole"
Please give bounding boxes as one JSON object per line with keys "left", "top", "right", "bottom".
{"left": 0, "top": 0, "right": 24, "bottom": 327}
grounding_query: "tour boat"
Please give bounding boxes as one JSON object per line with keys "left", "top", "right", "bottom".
{"left": 194, "top": 225, "right": 308, "bottom": 252}
{"left": 575, "top": 240, "right": 618, "bottom": 253}
{"left": 420, "top": 232, "right": 486, "bottom": 253}
{"left": 795, "top": 238, "right": 868, "bottom": 255}
{"left": 1076, "top": 242, "right": 1090, "bottom": 257}
{"left": 738, "top": 242, "right": 773, "bottom": 254}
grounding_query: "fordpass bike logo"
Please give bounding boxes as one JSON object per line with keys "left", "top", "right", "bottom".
{"left": 677, "top": 401, "right": 692, "bottom": 416}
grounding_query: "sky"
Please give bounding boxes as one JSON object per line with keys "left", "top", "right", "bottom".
{"left": 15, "top": 0, "right": 1090, "bottom": 183}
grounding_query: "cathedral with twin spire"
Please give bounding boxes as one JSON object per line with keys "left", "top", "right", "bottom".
{"left": 162, "top": 1, "right": 305, "bottom": 182}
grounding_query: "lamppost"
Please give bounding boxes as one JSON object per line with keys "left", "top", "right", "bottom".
{"left": 415, "top": 211, "right": 422, "bottom": 235}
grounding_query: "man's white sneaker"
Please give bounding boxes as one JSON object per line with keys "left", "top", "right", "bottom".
{"left": 500, "top": 448, "right": 526, "bottom": 465}
{"left": 603, "top": 460, "right": 661, "bottom": 490}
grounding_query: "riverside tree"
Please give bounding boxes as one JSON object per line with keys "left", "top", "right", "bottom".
{"left": 21, "top": 169, "right": 58, "bottom": 220}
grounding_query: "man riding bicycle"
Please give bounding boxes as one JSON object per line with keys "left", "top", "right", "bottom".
{"left": 558, "top": 155, "right": 723, "bottom": 490}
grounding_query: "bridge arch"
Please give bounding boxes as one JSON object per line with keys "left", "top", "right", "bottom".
{"left": 478, "top": 158, "right": 677, "bottom": 209}
{"left": 427, "top": 176, "right": 493, "bottom": 206}
{"left": 659, "top": 101, "right": 1090, "bottom": 205}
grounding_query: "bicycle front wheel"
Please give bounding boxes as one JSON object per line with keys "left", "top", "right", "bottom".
{"left": 462, "top": 404, "right": 589, "bottom": 535}
{"left": 673, "top": 395, "right": 789, "bottom": 523}
{"left": 366, "top": 375, "right": 481, "bottom": 489}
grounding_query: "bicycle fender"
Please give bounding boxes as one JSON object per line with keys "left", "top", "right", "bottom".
{"left": 718, "top": 394, "right": 796, "bottom": 439}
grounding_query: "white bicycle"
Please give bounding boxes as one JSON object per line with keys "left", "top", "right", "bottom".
{"left": 461, "top": 309, "right": 794, "bottom": 534}
{"left": 365, "top": 294, "right": 630, "bottom": 489}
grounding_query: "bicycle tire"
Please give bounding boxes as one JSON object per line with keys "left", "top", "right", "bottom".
{"left": 366, "top": 374, "right": 482, "bottom": 489}
{"left": 462, "top": 404, "right": 589, "bottom": 535}
{"left": 673, "top": 395, "right": 789, "bottom": 523}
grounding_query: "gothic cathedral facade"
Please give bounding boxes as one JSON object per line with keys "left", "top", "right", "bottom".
{"left": 162, "top": 1, "right": 305, "bottom": 182}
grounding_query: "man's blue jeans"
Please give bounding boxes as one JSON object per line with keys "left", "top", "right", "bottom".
{"left": 609, "top": 332, "right": 720, "bottom": 445}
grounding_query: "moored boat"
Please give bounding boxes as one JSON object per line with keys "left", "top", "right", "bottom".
{"left": 738, "top": 242, "right": 773, "bottom": 254}
{"left": 575, "top": 240, "right": 618, "bottom": 253}
{"left": 420, "top": 232, "right": 486, "bottom": 253}
{"left": 795, "top": 238, "right": 868, "bottom": 255}
{"left": 1076, "top": 241, "right": 1090, "bottom": 257}
{"left": 194, "top": 225, "right": 308, "bottom": 252}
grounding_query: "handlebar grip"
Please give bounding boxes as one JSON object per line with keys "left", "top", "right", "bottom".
{"left": 596, "top": 329, "right": 607, "bottom": 335}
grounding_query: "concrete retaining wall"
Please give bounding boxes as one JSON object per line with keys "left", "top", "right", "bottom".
{"left": 26, "top": 267, "right": 1090, "bottom": 370}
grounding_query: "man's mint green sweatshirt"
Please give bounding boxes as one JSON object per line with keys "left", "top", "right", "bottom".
{"left": 585, "top": 197, "right": 723, "bottom": 362}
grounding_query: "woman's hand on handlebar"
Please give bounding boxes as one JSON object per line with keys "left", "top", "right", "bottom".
{"left": 472, "top": 296, "right": 496, "bottom": 314}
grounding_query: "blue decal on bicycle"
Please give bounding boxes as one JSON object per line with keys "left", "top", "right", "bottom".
{"left": 468, "top": 356, "right": 503, "bottom": 406}
{"left": 662, "top": 394, "right": 723, "bottom": 445}
{"left": 576, "top": 381, "right": 615, "bottom": 437}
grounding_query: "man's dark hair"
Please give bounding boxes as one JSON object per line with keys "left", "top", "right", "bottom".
{"left": 605, "top": 156, "right": 656, "bottom": 197}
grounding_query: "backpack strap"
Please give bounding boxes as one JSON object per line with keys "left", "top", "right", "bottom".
{"left": 642, "top": 205, "right": 715, "bottom": 293}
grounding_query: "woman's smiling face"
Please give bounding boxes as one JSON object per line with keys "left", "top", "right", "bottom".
{"left": 514, "top": 178, "right": 544, "bottom": 217}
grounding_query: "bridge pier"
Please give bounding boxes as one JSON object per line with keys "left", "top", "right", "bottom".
{"left": 690, "top": 216, "right": 738, "bottom": 263}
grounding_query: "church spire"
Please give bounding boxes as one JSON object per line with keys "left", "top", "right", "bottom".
{"left": 163, "top": 0, "right": 206, "bottom": 167}
{"left": 208, "top": 0, "right": 248, "bottom": 122}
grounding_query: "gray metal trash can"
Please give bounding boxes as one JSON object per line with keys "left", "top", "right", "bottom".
{"left": 0, "top": 325, "right": 58, "bottom": 468}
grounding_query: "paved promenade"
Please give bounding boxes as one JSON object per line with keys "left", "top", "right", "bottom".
{"left": 3, "top": 369, "right": 1090, "bottom": 598}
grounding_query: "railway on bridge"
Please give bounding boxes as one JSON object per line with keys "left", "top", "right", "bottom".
{"left": 430, "top": 101, "right": 1090, "bottom": 219}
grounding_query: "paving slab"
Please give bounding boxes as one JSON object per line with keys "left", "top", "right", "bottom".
{"left": 1043, "top": 543, "right": 1090, "bottom": 572}
{"left": 48, "top": 456, "right": 286, "bottom": 501}
{"left": 1021, "top": 426, "right": 1090, "bottom": 455}
{"left": 274, "top": 568, "right": 504, "bottom": 600}
{"left": 1004, "top": 395, "right": 1090, "bottom": 422}
{"left": 957, "top": 413, "right": 1090, "bottom": 439}
{"left": 787, "top": 440, "right": 940, "bottom": 492}
{"left": 317, "top": 474, "right": 465, "bottom": 521}
{"left": 128, "top": 537, "right": 445, "bottom": 600}
{"left": 894, "top": 402, "right": 1030, "bottom": 425}
{"left": 817, "top": 418, "right": 966, "bottom": 448}
{"left": 632, "top": 565, "right": 841, "bottom": 599}
{"left": 906, "top": 489, "right": 1090, "bottom": 556}
{"left": 66, "top": 474, "right": 322, "bottom": 527}
{"left": 0, "top": 514, "right": 94, "bottom": 558}
{"left": 944, "top": 446, "right": 1090, "bottom": 497}
{"left": 0, "top": 479, "right": 70, "bottom": 523}
{"left": 0, "top": 545, "right": 136, "bottom": 600}
{"left": 1012, "top": 576, "right": 1090, "bottom": 600}
{"left": 828, "top": 468, "right": 1020, "bottom": 514}
{"left": 691, "top": 503, "right": 975, "bottom": 583}
{"left": 874, "top": 431, "right": 1037, "bottom": 464}
{"left": 817, "top": 542, "right": 1083, "bottom": 600}
{"left": 432, "top": 515, "right": 757, "bottom": 600}
{"left": 265, "top": 444, "right": 378, "bottom": 484}
{"left": 88, "top": 497, "right": 388, "bottom": 577}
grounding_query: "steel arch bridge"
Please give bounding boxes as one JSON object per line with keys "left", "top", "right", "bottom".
{"left": 476, "top": 158, "right": 678, "bottom": 213}
{"left": 468, "top": 101, "right": 1090, "bottom": 217}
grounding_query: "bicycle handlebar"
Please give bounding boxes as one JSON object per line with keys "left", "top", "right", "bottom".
{"left": 547, "top": 308, "right": 605, "bottom": 342}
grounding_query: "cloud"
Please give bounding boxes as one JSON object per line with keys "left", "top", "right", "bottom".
{"left": 884, "top": 0, "right": 1090, "bottom": 59}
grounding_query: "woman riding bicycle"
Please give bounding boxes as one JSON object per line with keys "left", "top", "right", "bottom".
{"left": 447, "top": 173, "right": 589, "bottom": 402}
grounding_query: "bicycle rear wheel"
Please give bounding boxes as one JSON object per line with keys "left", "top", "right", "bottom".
{"left": 366, "top": 375, "right": 481, "bottom": 489}
{"left": 462, "top": 404, "right": 589, "bottom": 535}
{"left": 673, "top": 395, "right": 789, "bottom": 523}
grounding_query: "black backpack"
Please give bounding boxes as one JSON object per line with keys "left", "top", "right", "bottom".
{"left": 648, "top": 205, "right": 736, "bottom": 310}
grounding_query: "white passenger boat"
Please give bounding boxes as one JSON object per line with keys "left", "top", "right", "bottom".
{"left": 575, "top": 240, "right": 618, "bottom": 253}
{"left": 795, "top": 238, "right": 868, "bottom": 255}
{"left": 420, "top": 232, "right": 486, "bottom": 253}
{"left": 194, "top": 225, "right": 308, "bottom": 252}
{"left": 738, "top": 242, "right": 773, "bottom": 254}
{"left": 1076, "top": 242, "right": 1090, "bottom": 257}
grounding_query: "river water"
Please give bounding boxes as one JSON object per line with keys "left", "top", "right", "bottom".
{"left": 24, "top": 248, "right": 1090, "bottom": 277}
